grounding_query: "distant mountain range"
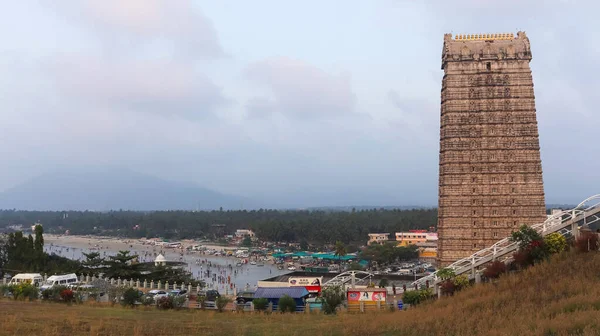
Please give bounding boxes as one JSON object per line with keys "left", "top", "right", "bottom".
{"left": 0, "top": 167, "right": 580, "bottom": 212}
{"left": 0, "top": 168, "right": 256, "bottom": 211}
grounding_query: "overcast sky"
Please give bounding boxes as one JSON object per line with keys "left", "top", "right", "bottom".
{"left": 0, "top": 0, "right": 598, "bottom": 207}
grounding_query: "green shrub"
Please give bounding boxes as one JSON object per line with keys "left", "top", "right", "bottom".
{"left": 121, "top": 288, "right": 142, "bottom": 307}
{"left": 252, "top": 297, "right": 269, "bottom": 311}
{"left": 0, "top": 285, "right": 11, "bottom": 297}
{"left": 12, "top": 283, "right": 39, "bottom": 301}
{"left": 141, "top": 295, "right": 155, "bottom": 306}
{"left": 278, "top": 295, "right": 296, "bottom": 313}
{"left": 402, "top": 290, "right": 421, "bottom": 305}
{"left": 452, "top": 275, "right": 470, "bottom": 290}
{"left": 172, "top": 295, "right": 187, "bottom": 309}
{"left": 42, "top": 285, "right": 68, "bottom": 302}
{"left": 196, "top": 295, "right": 207, "bottom": 310}
{"left": 320, "top": 285, "right": 345, "bottom": 315}
{"left": 545, "top": 233, "right": 567, "bottom": 254}
{"left": 215, "top": 296, "right": 232, "bottom": 312}
{"left": 403, "top": 288, "right": 432, "bottom": 306}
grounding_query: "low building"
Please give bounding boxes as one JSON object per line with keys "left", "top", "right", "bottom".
{"left": 368, "top": 233, "right": 390, "bottom": 245}
{"left": 418, "top": 247, "right": 437, "bottom": 263}
{"left": 253, "top": 287, "right": 310, "bottom": 311}
{"left": 154, "top": 253, "right": 167, "bottom": 267}
{"left": 395, "top": 230, "right": 438, "bottom": 247}
{"left": 235, "top": 229, "right": 255, "bottom": 238}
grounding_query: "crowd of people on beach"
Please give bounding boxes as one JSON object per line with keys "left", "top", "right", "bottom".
{"left": 45, "top": 238, "right": 279, "bottom": 293}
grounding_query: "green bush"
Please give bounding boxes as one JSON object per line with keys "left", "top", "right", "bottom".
{"left": 402, "top": 290, "right": 421, "bottom": 305}
{"left": 141, "top": 295, "right": 155, "bottom": 306}
{"left": 278, "top": 295, "right": 297, "bottom": 313}
{"left": 41, "top": 285, "right": 68, "bottom": 301}
{"left": 320, "top": 285, "right": 345, "bottom": 315}
{"left": 196, "top": 295, "right": 207, "bottom": 310}
{"left": 403, "top": 288, "right": 432, "bottom": 306}
{"left": 215, "top": 296, "right": 232, "bottom": 312}
{"left": 172, "top": 295, "right": 187, "bottom": 309}
{"left": 452, "top": 275, "right": 470, "bottom": 290}
{"left": 0, "top": 285, "right": 12, "bottom": 298}
{"left": 11, "top": 283, "right": 39, "bottom": 301}
{"left": 252, "top": 297, "right": 269, "bottom": 311}
{"left": 545, "top": 233, "right": 567, "bottom": 254}
{"left": 121, "top": 288, "right": 142, "bottom": 307}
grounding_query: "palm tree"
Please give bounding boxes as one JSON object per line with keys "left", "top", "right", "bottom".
{"left": 334, "top": 241, "right": 347, "bottom": 259}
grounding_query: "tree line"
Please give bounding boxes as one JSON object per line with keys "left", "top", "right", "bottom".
{"left": 0, "top": 208, "right": 437, "bottom": 245}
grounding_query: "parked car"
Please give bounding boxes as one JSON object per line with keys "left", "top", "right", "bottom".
{"left": 198, "top": 289, "right": 220, "bottom": 302}
{"left": 170, "top": 289, "right": 188, "bottom": 298}
{"left": 146, "top": 290, "right": 169, "bottom": 302}
{"left": 235, "top": 290, "right": 255, "bottom": 304}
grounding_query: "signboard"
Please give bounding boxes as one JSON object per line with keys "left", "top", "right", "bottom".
{"left": 347, "top": 290, "right": 387, "bottom": 302}
{"left": 288, "top": 277, "right": 322, "bottom": 287}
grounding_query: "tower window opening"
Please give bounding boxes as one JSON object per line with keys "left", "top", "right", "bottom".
{"left": 486, "top": 62, "right": 491, "bottom": 71}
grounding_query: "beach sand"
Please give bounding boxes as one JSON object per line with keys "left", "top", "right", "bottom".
{"left": 44, "top": 234, "right": 230, "bottom": 253}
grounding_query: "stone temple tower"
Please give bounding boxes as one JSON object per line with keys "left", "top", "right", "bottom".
{"left": 437, "top": 32, "right": 546, "bottom": 267}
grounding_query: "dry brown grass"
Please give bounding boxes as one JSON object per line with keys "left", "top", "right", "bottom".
{"left": 2, "top": 251, "right": 600, "bottom": 336}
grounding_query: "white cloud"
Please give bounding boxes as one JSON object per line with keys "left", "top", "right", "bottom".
{"left": 46, "top": 0, "right": 224, "bottom": 59}
{"left": 48, "top": 55, "right": 229, "bottom": 119}
{"left": 244, "top": 57, "right": 357, "bottom": 119}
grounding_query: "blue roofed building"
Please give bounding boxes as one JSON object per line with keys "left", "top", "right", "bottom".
{"left": 254, "top": 287, "right": 310, "bottom": 311}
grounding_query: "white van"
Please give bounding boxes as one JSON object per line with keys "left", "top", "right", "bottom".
{"left": 40, "top": 273, "right": 78, "bottom": 290}
{"left": 8, "top": 273, "right": 44, "bottom": 287}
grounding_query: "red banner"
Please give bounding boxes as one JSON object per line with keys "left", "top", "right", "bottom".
{"left": 304, "top": 286, "right": 321, "bottom": 293}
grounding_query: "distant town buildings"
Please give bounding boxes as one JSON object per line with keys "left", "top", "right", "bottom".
{"left": 235, "top": 229, "right": 255, "bottom": 238}
{"left": 154, "top": 253, "right": 167, "bottom": 266}
{"left": 395, "top": 230, "right": 438, "bottom": 247}
{"left": 367, "top": 230, "right": 439, "bottom": 263}
{"left": 367, "top": 233, "right": 390, "bottom": 245}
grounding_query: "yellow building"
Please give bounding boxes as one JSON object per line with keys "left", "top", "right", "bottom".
{"left": 419, "top": 247, "right": 437, "bottom": 258}
{"left": 395, "top": 231, "right": 434, "bottom": 247}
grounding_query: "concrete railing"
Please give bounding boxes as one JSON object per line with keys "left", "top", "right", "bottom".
{"left": 1, "top": 274, "right": 232, "bottom": 295}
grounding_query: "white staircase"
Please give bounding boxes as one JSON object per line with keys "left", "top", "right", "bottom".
{"left": 411, "top": 194, "right": 600, "bottom": 290}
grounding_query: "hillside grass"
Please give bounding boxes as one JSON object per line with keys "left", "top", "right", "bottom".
{"left": 2, "top": 251, "right": 600, "bottom": 336}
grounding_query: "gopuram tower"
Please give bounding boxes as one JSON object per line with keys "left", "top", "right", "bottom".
{"left": 437, "top": 32, "right": 546, "bottom": 267}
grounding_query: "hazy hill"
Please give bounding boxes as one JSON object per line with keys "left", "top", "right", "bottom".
{"left": 0, "top": 168, "right": 255, "bottom": 211}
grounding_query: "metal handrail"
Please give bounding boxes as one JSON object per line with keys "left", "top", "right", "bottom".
{"left": 411, "top": 194, "right": 600, "bottom": 289}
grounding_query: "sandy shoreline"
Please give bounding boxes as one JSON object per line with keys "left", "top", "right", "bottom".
{"left": 44, "top": 234, "right": 233, "bottom": 254}
{"left": 43, "top": 234, "right": 288, "bottom": 290}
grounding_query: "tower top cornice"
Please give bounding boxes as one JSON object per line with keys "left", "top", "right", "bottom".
{"left": 442, "top": 31, "right": 531, "bottom": 69}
